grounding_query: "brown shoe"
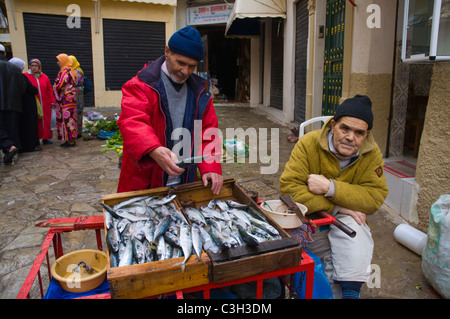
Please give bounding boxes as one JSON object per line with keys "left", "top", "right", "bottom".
{"left": 287, "top": 133, "right": 299, "bottom": 143}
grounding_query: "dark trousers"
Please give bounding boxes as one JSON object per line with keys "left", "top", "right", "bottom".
{"left": 0, "top": 110, "right": 21, "bottom": 153}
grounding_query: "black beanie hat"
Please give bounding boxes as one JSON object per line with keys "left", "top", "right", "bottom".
{"left": 333, "top": 95, "right": 373, "bottom": 130}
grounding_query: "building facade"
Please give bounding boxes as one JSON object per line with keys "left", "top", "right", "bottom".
{"left": 5, "top": 0, "right": 176, "bottom": 107}
{"left": 3, "top": 0, "right": 449, "bottom": 229}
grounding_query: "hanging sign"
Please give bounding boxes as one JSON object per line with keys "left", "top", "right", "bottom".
{"left": 186, "top": 4, "right": 233, "bottom": 26}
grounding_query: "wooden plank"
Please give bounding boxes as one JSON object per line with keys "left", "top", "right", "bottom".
{"left": 108, "top": 253, "right": 210, "bottom": 299}
{"left": 102, "top": 187, "right": 169, "bottom": 206}
{"left": 207, "top": 238, "right": 300, "bottom": 263}
{"left": 210, "top": 246, "right": 302, "bottom": 283}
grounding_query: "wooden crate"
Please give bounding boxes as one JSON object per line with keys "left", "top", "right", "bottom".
{"left": 102, "top": 187, "right": 210, "bottom": 299}
{"left": 172, "top": 178, "right": 302, "bottom": 283}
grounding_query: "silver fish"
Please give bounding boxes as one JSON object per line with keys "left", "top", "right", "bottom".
{"left": 199, "top": 225, "right": 220, "bottom": 254}
{"left": 117, "top": 218, "right": 131, "bottom": 233}
{"left": 246, "top": 214, "right": 280, "bottom": 236}
{"left": 208, "top": 199, "right": 217, "bottom": 209}
{"left": 115, "top": 209, "right": 150, "bottom": 222}
{"left": 144, "top": 240, "right": 156, "bottom": 263}
{"left": 172, "top": 247, "right": 183, "bottom": 258}
{"left": 132, "top": 221, "right": 146, "bottom": 241}
{"left": 114, "top": 196, "right": 150, "bottom": 210}
{"left": 251, "top": 225, "right": 274, "bottom": 241}
{"left": 160, "top": 204, "right": 187, "bottom": 224}
{"left": 157, "top": 236, "right": 166, "bottom": 261}
{"left": 118, "top": 240, "right": 133, "bottom": 267}
{"left": 148, "top": 194, "right": 177, "bottom": 207}
{"left": 164, "top": 241, "right": 173, "bottom": 260}
{"left": 154, "top": 215, "right": 172, "bottom": 239}
{"left": 237, "top": 224, "right": 260, "bottom": 247}
{"left": 142, "top": 220, "right": 155, "bottom": 243}
{"left": 191, "top": 224, "right": 203, "bottom": 260}
{"left": 185, "top": 207, "right": 206, "bottom": 225}
{"left": 226, "top": 200, "right": 248, "bottom": 209}
{"left": 228, "top": 208, "right": 252, "bottom": 227}
{"left": 245, "top": 206, "right": 268, "bottom": 222}
{"left": 106, "top": 221, "right": 120, "bottom": 253}
{"left": 104, "top": 210, "right": 115, "bottom": 230}
{"left": 101, "top": 203, "right": 120, "bottom": 219}
{"left": 118, "top": 242, "right": 126, "bottom": 261}
{"left": 127, "top": 204, "right": 148, "bottom": 216}
{"left": 201, "top": 206, "right": 230, "bottom": 221}
{"left": 179, "top": 223, "right": 192, "bottom": 273}
{"left": 208, "top": 223, "right": 231, "bottom": 250}
{"left": 169, "top": 207, "right": 189, "bottom": 224}
{"left": 214, "top": 199, "right": 230, "bottom": 212}
{"left": 164, "top": 231, "right": 181, "bottom": 248}
{"left": 110, "top": 252, "right": 119, "bottom": 268}
{"left": 132, "top": 237, "right": 146, "bottom": 264}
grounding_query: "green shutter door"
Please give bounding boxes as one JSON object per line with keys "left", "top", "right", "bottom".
{"left": 322, "top": 0, "right": 345, "bottom": 116}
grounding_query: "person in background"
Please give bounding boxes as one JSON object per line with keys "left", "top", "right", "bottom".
{"left": 0, "top": 45, "right": 26, "bottom": 163}
{"left": 25, "top": 58, "right": 57, "bottom": 145}
{"left": 53, "top": 53, "right": 77, "bottom": 147}
{"left": 9, "top": 57, "right": 40, "bottom": 153}
{"left": 280, "top": 95, "right": 389, "bottom": 299}
{"left": 69, "top": 55, "right": 84, "bottom": 137}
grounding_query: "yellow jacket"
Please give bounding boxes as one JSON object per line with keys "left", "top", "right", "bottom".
{"left": 280, "top": 119, "right": 388, "bottom": 215}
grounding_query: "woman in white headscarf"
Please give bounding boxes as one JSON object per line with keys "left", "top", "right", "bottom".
{"left": 9, "top": 57, "right": 41, "bottom": 152}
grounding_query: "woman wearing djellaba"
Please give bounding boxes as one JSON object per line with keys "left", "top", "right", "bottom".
{"left": 69, "top": 55, "right": 84, "bottom": 137}
{"left": 53, "top": 53, "right": 77, "bottom": 147}
{"left": 25, "top": 58, "right": 57, "bottom": 145}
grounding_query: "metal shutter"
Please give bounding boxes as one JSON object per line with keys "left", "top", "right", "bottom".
{"left": 103, "top": 19, "right": 165, "bottom": 90}
{"left": 294, "top": 0, "right": 308, "bottom": 123}
{"left": 23, "top": 13, "right": 94, "bottom": 107}
{"left": 270, "top": 19, "right": 284, "bottom": 111}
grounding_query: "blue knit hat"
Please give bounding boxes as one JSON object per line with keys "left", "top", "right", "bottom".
{"left": 168, "top": 26, "right": 204, "bottom": 61}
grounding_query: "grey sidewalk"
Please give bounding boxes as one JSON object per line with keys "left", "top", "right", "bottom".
{"left": 0, "top": 105, "right": 440, "bottom": 299}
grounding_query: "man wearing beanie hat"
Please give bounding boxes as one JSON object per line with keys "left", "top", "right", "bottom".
{"left": 280, "top": 94, "right": 388, "bottom": 299}
{"left": 117, "top": 26, "right": 223, "bottom": 194}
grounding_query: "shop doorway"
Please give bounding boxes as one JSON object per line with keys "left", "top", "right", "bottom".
{"left": 197, "top": 26, "right": 250, "bottom": 102}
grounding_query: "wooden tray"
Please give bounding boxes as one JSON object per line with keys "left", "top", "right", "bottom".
{"left": 102, "top": 187, "right": 210, "bottom": 299}
{"left": 172, "top": 178, "right": 302, "bottom": 283}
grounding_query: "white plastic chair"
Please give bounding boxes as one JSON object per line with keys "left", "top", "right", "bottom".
{"left": 299, "top": 116, "right": 333, "bottom": 138}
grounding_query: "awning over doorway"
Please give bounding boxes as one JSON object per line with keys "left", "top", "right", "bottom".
{"left": 91, "top": 0, "right": 176, "bottom": 6}
{"left": 225, "top": 0, "right": 286, "bottom": 37}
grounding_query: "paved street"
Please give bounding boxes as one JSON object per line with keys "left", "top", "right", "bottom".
{"left": 0, "top": 105, "right": 441, "bottom": 299}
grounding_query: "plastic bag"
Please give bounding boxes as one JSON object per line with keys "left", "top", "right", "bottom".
{"left": 223, "top": 138, "right": 249, "bottom": 157}
{"left": 35, "top": 97, "right": 43, "bottom": 118}
{"left": 51, "top": 108, "right": 56, "bottom": 130}
{"left": 293, "top": 249, "right": 333, "bottom": 299}
{"left": 422, "top": 194, "right": 450, "bottom": 298}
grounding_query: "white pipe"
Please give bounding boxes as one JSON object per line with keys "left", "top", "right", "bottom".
{"left": 394, "top": 224, "right": 427, "bottom": 256}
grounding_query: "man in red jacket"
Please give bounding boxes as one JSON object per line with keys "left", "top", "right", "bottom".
{"left": 117, "top": 26, "right": 223, "bottom": 194}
